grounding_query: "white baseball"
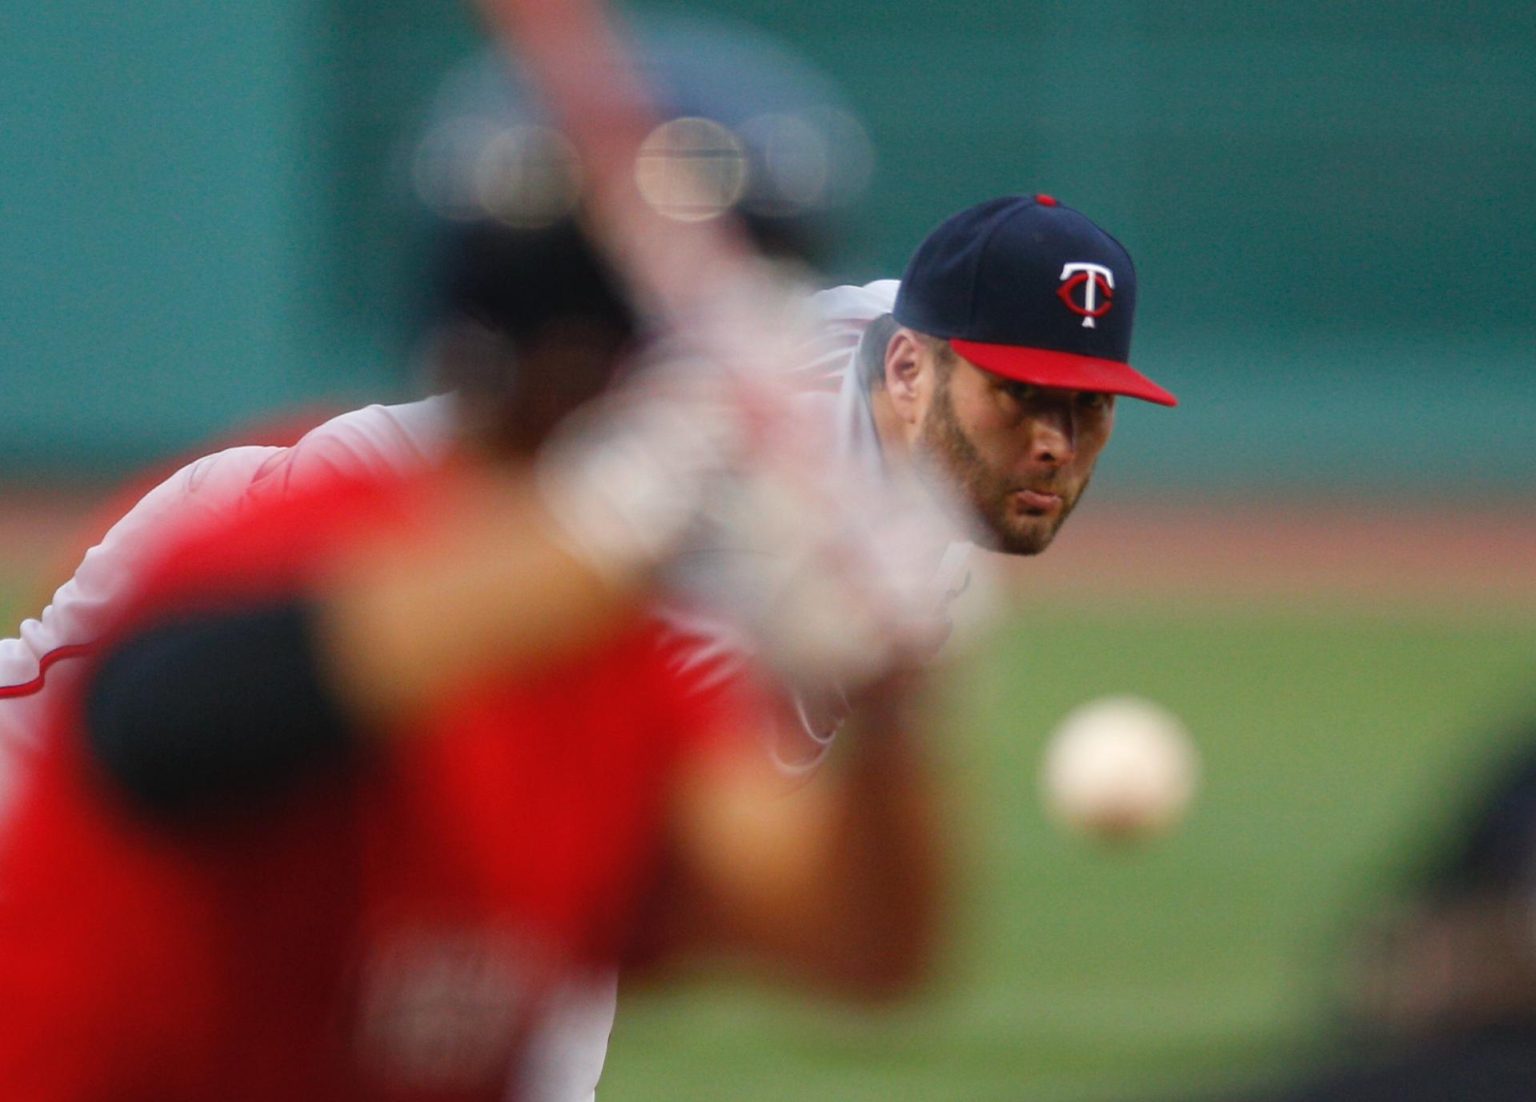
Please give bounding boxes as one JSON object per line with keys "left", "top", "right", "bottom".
{"left": 1040, "top": 694, "right": 1199, "bottom": 840}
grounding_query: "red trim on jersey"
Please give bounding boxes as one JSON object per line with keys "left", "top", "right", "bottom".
{"left": 0, "top": 643, "right": 95, "bottom": 699}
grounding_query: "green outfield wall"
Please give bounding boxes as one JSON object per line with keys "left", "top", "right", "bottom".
{"left": 3, "top": 1, "right": 1532, "bottom": 494}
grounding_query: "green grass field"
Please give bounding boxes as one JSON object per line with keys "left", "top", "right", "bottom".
{"left": 601, "top": 600, "right": 1536, "bottom": 1101}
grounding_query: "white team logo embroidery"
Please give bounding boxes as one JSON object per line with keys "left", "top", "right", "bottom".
{"left": 1056, "top": 262, "right": 1115, "bottom": 328}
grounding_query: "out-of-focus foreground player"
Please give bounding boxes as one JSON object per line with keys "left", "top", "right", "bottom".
{"left": 0, "top": 31, "right": 947, "bottom": 1102}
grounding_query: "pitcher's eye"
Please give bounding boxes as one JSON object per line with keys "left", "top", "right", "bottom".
{"left": 1076, "top": 391, "right": 1113, "bottom": 413}
{"left": 1003, "top": 381, "right": 1040, "bottom": 403}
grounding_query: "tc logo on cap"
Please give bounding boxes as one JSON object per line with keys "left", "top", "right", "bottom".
{"left": 1057, "top": 262, "right": 1115, "bottom": 329}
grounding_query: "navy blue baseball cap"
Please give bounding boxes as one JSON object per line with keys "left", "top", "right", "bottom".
{"left": 892, "top": 195, "right": 1176, "bottom": 406}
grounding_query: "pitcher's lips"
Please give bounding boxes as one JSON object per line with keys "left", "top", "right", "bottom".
{"left": 1014, "top": 489, "right": 1062, "bottom": 513}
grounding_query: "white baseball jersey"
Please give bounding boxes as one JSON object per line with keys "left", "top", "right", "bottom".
{"left": 0, "top": 398, "right": 457, "bottom": 807}
{"left": 0, "top": 280, "right": 960, "bottom": 1102}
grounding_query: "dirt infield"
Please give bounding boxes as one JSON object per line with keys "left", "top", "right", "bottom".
{"left": 1003, "top": 499, "right": 1536, "bottom": 611}
{"left": 0, "top": 487, "right": 1531, "bottom": 615}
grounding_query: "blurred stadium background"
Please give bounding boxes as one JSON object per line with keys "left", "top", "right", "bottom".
{"left": 3, "top": 2, "right": 1533, "bottom": 1099}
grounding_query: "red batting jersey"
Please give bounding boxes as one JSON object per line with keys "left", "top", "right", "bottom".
{"left": 0, "top": 468, "right": 754, "bottom": 1101}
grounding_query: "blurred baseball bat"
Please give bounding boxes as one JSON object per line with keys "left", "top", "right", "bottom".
{"left": 472, "top": 0, "right": 957, "bottom": 685}
{"left": 471, "top": 0, "right": 885, "bottom": 484}
{"left": 472, "top": 0, "right": 757, "bottom": 328}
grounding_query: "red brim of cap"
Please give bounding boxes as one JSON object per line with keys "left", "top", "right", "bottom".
{"left": 950, "top": 338, "right": 1178, "bottom": 407}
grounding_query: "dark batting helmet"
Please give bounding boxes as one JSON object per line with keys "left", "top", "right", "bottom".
{"left": 406, "top": 13, "right": 872, "bottom": 453}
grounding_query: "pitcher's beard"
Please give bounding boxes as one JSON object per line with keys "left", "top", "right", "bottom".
{"left": 915, "top": 383, "right": 1084, "bottom": 557}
